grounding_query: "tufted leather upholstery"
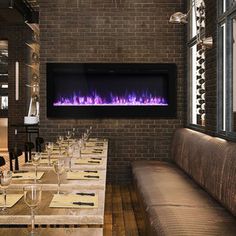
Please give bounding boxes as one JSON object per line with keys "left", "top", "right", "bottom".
{"left": 132, "top": 128, "right": 236, "bottom": 235}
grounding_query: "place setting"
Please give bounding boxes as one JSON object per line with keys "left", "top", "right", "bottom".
{"left": 49, "top": 191, "right": 98, "bottom": 209}
{"left": 12, "top": 153, "right": 45, "bottom": 183}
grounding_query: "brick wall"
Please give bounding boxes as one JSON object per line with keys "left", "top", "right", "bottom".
{"left": 38, "top": 0, "right": 185, "bottom": 183}
{"left": 0, "top": 24, "right": 32, "bottom": 150}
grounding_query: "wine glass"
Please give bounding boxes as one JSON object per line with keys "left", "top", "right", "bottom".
{"left": 23, "top": 185, "right": 42, "bottom": 235}
{"left": 53, "top": 160, "right": 65, "bottom": 194}
{"left": 72, "top": 128, "right": 76, "bottom": 139}
{"left": 65, "top": 145, "right": 74, "bottom": 172}
{"left": 56, "top": 136, "right": 64, "bottom": 155}
{"left": 45, "top": 142, "right": 53, "bottom": 165}
{"left": 0, "top": 170, "right": 12, "bottom": 211}
{"left": 65, "top": 131, "right": 72, "bottom": 145}
{"left": 32, "top": 153, "right": 41, "bottom": 183}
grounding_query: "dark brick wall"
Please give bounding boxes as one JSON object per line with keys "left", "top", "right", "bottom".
{"left": 37, "top": 0, "right": 185, "bottom": 183}
{"left": 0, "top": 24, "right": 32, "bottom": 150}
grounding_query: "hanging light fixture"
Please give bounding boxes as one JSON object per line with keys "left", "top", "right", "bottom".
{"left": 169, "top": 0, "right": 213, "bottom": 49}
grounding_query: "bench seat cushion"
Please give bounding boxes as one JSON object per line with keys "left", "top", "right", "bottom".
{"left": 148, "top": 205, "right": 236, "bottom": 236}
{"left": 132, "top": 161, "right": 221, "bottom": 209}
{"left": 132, "top": 161, "right": 236, "bottom": 235}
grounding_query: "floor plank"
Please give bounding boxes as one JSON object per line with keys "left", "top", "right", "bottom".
{"left": 112, "top": 185, "right": 126, "bottom": 236}
{"left": 103, "top": 184, "right": 113, "bottom": 236}
{"left": 120, "top": 185, "right": 139, "bottom": 236}
{"left": 104, "top": 184, "right": 145, "bottom": 236}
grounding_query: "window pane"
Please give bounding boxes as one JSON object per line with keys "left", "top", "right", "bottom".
{"left": 0, "top": 96, "right": 8, "bottom": 110}
{"left": 232, "top": 19, "right": 236, "bottom": 131}
{"left": 191, "top": 44, "right": 197, "bottom": 124}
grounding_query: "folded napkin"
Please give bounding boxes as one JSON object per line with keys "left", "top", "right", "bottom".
{"left": 85, "top": 142, "right": 104, "bottom": 147}
{"left": 49, "top": 193, "right": 98, "bottom": 208}
{"left": 12, "top": 171, "right": 44, "bottom": 180}
{"left": 74, "top": 158, "right": 102, "bottom": 165}
{"left": 81, "top": 149, "right": 104, "bottom": 155}
{"left": 89, "top": 138, "right": 106, "bottom": 142}
{"left": 0, "top": 194, "right": 23, "bottom": 208}
{"left": 67, "top": 171, "right": 100, "bottom": 180}
{"left": 40, "top": 152, "right": 64, "bottom": 158}
{"left": 40, "top": 159, "right": 57, "bottom": 164}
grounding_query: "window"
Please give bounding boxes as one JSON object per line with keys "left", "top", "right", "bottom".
{"left": 218, "top": 0, "right": 236, "bottom": 138}
{"left": 0, "top": 40, "right": 8, "bottom": 117}
{"left": 188, "top": 0, "right": 206, "bottom": 127}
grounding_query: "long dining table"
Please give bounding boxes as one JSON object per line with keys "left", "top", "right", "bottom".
{"left": 0, "top": 138, "right": 108, "bottom": 236}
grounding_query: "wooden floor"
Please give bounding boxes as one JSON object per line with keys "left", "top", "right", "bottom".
{"left": 104, "top": 184, "right": 145, "bottom": 236}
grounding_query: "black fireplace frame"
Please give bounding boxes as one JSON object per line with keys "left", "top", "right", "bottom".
{"left": 46, "top": 63, "right": 177, "bottom": 119}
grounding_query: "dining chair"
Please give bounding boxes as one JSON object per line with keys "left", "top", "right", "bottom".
{"left": 35, "top": 137, "right": 44, "bottom": 152}
{"left": 0, "top": 156, "right": 5, "bottom": 167}
{"left": 9, "top": 147, "right": 22, "bottom": 171}
{"left": 24, "top": 142, "right": 34, "bottom": 162}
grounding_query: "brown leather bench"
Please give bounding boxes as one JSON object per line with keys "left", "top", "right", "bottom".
{"left": 132, "top": 128, "right": 236, "bottom": 235}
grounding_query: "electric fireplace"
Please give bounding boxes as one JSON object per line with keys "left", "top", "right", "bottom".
{"left": 47, "top": 63, "right": 177, "bottom": 118}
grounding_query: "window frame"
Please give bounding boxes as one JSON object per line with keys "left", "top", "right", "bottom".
{"left": 217, "top": 1, "right": 236, "bottom": 139}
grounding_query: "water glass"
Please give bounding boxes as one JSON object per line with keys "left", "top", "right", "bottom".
{"left": 45, "top": 142, "right": 54, "bottom": 165}
{"left": 0, "top": 170, "right": 12, "bottom": 211}
{"left": 65, "top": 131, "right": 72, "bottom": 145}
{"left": 32, "top": 153, "right": 41, "bottom": 183}
{"left": 53, "top": 160, "right": 65, "bottom": 194}
{"left": 65, "top": 145, "right": 74, "bottom": 171}
{"left": 24, "top": 185, "right": 42, "bottom": 235}
{"left": 56, "top": 136, "right": 64, "bottom": 155}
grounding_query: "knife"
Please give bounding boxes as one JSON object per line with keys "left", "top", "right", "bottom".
{"left": 12, "top": 176, "right": 23, "bottom": 178}
{"left": 83, "top": 170, "right": 98, "bottom": 173}
{"left": 88, "top": 161, "right": 100, "bottom": 164}
{"left": 76, "top": 192, "right": 95, "bottom": 196}
{"left": 92, "top": 151, "right": 102, "bottom": 153}
{"left": 14, "top": 171, "right": 28, "bottom": 173}
{"left": 84, "top": 175, "right": 99, "bottom": 178}
{"left": 72, "top": 202, "right": 94, "bottom": 206}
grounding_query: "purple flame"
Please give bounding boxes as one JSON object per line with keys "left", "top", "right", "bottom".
{"left": 54, "top": 91, "right": 168, "bottom": 106}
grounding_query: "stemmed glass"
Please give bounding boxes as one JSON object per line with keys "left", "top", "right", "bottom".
{"left": 45, "top": 142, "right": 54, "bottom": 165}
{"left": 24, "top": 185, "right": 42, "bottom": 235}
{"left": 56, "top": 136, "right": 64, "bottom": 155}
{"left": 72, "top": 128, "right": 76, "bottom": 139}
{"left": 0, "top": 170, "right": 12, "bottom": 211}
{"left": 65, "top": 131, "right": 72, "bottom": 145}
{"left": 53, "top": 160, "right": 65, "bottom": 194}
{"left": 32, "top": 153, "right": 41, "bottom": 183}
{"left": 65, "top": 145, "right": 74, "bottom": 171}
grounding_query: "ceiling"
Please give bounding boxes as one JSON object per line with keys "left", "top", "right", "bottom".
{"left": 0, "top": 0, "right": 39, "bottom": 24}
{"left": 26, "top": 0, "right": 39, "bottom": 10}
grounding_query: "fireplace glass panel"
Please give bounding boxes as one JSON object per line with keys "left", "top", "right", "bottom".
{"left": 47, "top": 63, "right": 177, "bottom": 118}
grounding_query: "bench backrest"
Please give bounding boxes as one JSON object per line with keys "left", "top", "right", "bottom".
{"left": 171, "top": 128, "right": 236, "bottom": 216}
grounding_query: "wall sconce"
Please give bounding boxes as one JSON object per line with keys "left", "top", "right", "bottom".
{"left": 169, "top": 0, "right": 213, "bottom": 49}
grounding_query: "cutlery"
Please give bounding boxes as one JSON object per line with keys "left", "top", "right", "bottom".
{"left": 84, "top": 175, "right": 99, "bottom": 178}
{"left": 88, "top": 161, "right": 100, "bottom": 164}
{"left": 76, "top": 192, "right": 95, "bottom": 196}
{"left": 14, "top": 171, "right": 28, "bottom": 173}
{"left": 83, "top": 170, "right": 98, "bottom": 173}
{"left": 12, "top": 176, "right": 23, "bottom": 178}
{"left": 72, "top": 202, "right": 94, "bottom": 206}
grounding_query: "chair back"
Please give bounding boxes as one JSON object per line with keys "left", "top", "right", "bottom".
{"left": 24, "top": 142, "right": 34, "bottom": 162}
{"left": 0, "top": 156, "right": 5, "bottom": 167}
{"left": 35, "top": 137, "right": 44, "bottom": 152}
{"left": 9, "top": 148, "right": 22, "bottom": 171}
